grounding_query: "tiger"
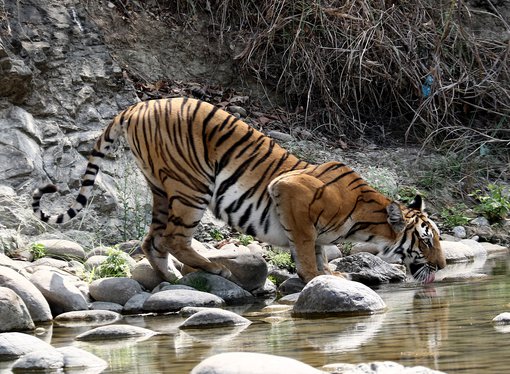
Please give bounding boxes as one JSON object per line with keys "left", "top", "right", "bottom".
{"left": 32, "top": 97, "right": 445, "bottom": 284}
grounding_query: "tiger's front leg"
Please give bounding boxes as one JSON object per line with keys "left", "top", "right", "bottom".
{"left": 269, "top": 173, "right": 331, "bottom": 283}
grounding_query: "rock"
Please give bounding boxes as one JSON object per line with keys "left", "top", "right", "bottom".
{"left": 153, "top": 283, "right": 196, "bottom": 293}
{"left": 0, "top": 265, "right": 52, "bottom": 322}
{"left": 57, "top": 346, "right": 108, "bottom": 370}
{"left": 191, "top": 352, "right": 325, "bottom": 374}
{"left": 292, "top": 275, "right": 386, "bottom": 316}
{"left": 90, "top": 301, "right": 124, "bottom": 313}
{"left": 478, "top": 242, "right": 508, "bottom": 256}
{"left": 492, "top": 312, "right": 510, "bottom": 324}
{"left": 228, "top": 105, "right": 247, "bottom": 117}
{"left": 84, "top": 255, "right": 108, "bottom": 270}
{"left": 179, "top": 308, "right": 251, "bottom": 329}
{"left": 323, "top": 244, "right": 342, "bottom": 261}
{"left": 178, "top": 272, "right": 254, "bottom": 304}
{"left": 123, "top": 292, "right": 151, "bottom": 314}
{"left": 54, "top": 310, "right": 122, "bottom": 326}
{"left": 0, "top": 332, "right": 54, "bottom": 359}
{"left": 441, "top": 240, "right": 487, "bottom": 263}
{"left": 89, "top": 277, "right": 143, "bottom": 305}
{"left": 131, "top": 258, "right": 174, "bottom": 291}
{"left": 0, "top": 229, "right": 25, "bottom": 256}
{"left": 143, "top": 289, "right": 225, "bottom": 313}
{"left": 12, "top": 349, "right": 64, "bottom": 371}
{"left": 30, "top": 239, "right": 85, "bottom": 260}
{"left": 251, "top": 278, "right": 277, "bottom": 296}
{"left": 267, "top": 130, "right": 294, "bottom": 142}
{"left": 86, "top": 245, "right": 112, "bottom": 258}
{"left": 76, "top": 324, "right": 156, "bottom": 341}
{"left": 452, "top": 226, "right": 467, "bottom": 239}
{"left": 0, "top": 287, "right": 35, "bottom": 331}
{"left": 278, "top": 293, "right": 300, "bottom": 305}
{"left": 323, "top": 361, "right": 445, "bottom": 373}
{"left": 329, "top": 252, "right": 406, "bottom": 285}
{"left": 191, "top": 248, "right": 268, "bottom": 292}
{"left": 470, "top": 217, "right": 491, "bottom": 226}
{"left": 278, "top": 276, "right": 306, "bottom": 295}
{"left": 116, "top": 240, "right": 144, "bottom": 257}
{"left": 30, "top": 269, "right": 89, "bottom": 314}
{"left": 179, "top": 306, "right": 214, "bottom": 317}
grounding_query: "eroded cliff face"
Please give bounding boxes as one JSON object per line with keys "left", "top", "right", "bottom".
{"left": 0, "top": 0, "right": 141, "bottom": 243}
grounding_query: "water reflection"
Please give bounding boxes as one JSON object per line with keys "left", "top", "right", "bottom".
{"left": 2, "top": 255, "right": 510, "bottom": 373}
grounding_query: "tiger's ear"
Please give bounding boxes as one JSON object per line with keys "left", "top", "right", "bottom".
{"left": 407, "top": 194, "right": 425, "bottom": 211}
{"left": 386, "top": 202, "right": 406, "bottom": 233}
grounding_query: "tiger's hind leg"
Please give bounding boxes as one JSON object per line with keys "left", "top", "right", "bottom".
{"left": 141, "top": 186, "right": 183, "bottom": 282}
{"left": 152, "top": 191, "right": 232, "bottom": 280}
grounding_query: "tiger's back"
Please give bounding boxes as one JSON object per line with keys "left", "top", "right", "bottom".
{"left": 33, "top": 97, "right": 445, "bottom": 284}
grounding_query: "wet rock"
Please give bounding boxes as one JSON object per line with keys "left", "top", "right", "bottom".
{"left": 179, "top": 306, "right": 213, "bottom": 317}
{"left": 278, "top": 276, "right": 306, "bottom": 295}
{"left": 292, "top": 275, "right": 386, "bottom": 317}
{"left": 123, "top": 292, "right": 151, "bottom": 314}
{"left": 492, "top": 312, "right": 510, "bottom": 324}
{"left": 76, "top": 324, "right": 156, "bottom": 341}
{"left": 54, "top": 310, "right": 122, "bottom": 326}
{"left": 30, "top": 239, "right": 86, "bottom": 260}
{"left": 179, "top": 272, "right": 254, "bottom": 304}
{"left": 143, "top": 289, "right": 225, "bottom": 313}
{"left": 179, "top": 308, "right": 251, "bottom": 329}
{"left": 329, "top": 252, "right": 406, "bottom": 285}
{"left": 323, "top": 361, "right": 445, "bottom": 373}
{"left": 89, "top": 277, "right": 143, "bottom": 305}
{"left": 278, "top": 292, "right": 300, "bottom": 305}
{"left": 0, "top": 265, "right": 52, "bottom": 322}
{"left": 0, "top": 287, "right": 35, "bottom": 332}
{"left": 191, "top": 352, "right": 325, "bottom": 374}
{"left": 0, "top": 332, "right": 54, "bottom": 359}
{"left": 12, "top": 349, "right": 64, "bottom": 371}
{"left": 57, "top": 346, "right": 108, "bottom": 370}
{"left": 30, "top": 269, "right": 89, "bottom": 314}
{"left": 90, "top": 301, "right": 124, "bottom": 313}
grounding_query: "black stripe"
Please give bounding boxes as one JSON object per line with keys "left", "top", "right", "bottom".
{"left": 76, "top": 194, "right": 87, "bottom": 206}
{"left": 82, "top": 179, "right": 94, "bottom": 186}
{"left": 238, "top": 204, "right": 253, "bottom": 228}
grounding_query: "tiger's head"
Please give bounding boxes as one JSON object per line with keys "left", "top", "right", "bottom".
{"left": 382, "top": 195, "right": 446, "bottom": 283}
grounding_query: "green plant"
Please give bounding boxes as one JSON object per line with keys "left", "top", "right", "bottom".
{"left": 209, "top": 228, "right": 225, "bottom": 241}
{"left": 186, "top": 275, "right": 211, "bottom": 293}
{"left": 266, "top": 247, "right": 295, "bottom": 272}
{"left": 267, "top": 274, "right": 279, "bottom": 286}
{"left": 238, "top": 234, "right": 253, "bottom": 246}
{"left": 29, "top": 243, "right": 47, "bottom": 260}
{"left": 115, "top": 157, "right": 152, "bottom": 242}
{"left": 340, "top": 242, "right": 354, "bottom": 257}
{"left": 440, "top": 203, "right": 471, "bottom": 229}
{"left": 471, "top": 184, "right": 510, "bottom": 223}
{"left": 90, "top": 248, "right": 131, "bottom": 280}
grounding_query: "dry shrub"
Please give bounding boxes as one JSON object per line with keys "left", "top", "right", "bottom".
{"left": 209, "top": 0, "right": 509, "bottom": 156}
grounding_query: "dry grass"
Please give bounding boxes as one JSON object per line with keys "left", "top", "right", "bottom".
{"left": 208, "top": 0, "right": 509, "bottom": 157}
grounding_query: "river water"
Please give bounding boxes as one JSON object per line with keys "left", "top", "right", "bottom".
{"left": 2, "top": 254, "right": 510, "bottom": 373}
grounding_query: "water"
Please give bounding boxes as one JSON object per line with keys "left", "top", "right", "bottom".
{"left": 2, "top": 255, "right": 510, "bottom": 373}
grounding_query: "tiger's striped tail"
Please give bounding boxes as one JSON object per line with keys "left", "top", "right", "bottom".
{"left": 32, "top": 117, "right": 123, "bottom": 224}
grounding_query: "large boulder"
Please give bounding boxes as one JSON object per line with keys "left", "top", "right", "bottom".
{"left": 191, "top": 352, "right": 325, "bottom": 374}
{"left": 143, "top": 289, "right": 224, "bottom": 313}
{"left": 30, "top": 269, "right": 89, "bottom": 314}
{"left": 329, "top": 252, "right": 406, "bottom": 284}
{"left": 89, "top": 277, "right": 143, "bottom": 305}
{"left": 178, "top": 272, "right": 254, "bottom": 304}
{"left": 0, "top": 287, "right": 35, "bottom": 331}
{"left": 0, "top": 265, "right": 52, "bottom": 322}
{"left": 30, "top": 239, "right": 86, "bottom": 261}
{"left": 292, "top": 275, "right": 386, "bottom": 317}
{"left": 187, "top": 246, "right": 267, "bottom": 292}
{"left": 0, "top": 332, "right": 54, "bottom": 360}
